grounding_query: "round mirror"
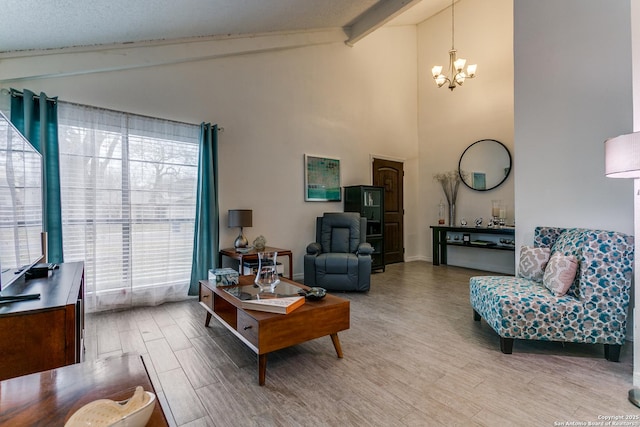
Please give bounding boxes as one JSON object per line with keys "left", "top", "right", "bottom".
{"left": 458, "top": 139, "right": 512, "bottom": 191}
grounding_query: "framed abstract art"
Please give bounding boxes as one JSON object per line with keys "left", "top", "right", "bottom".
{"left": 304, "top": 154, "right": 341, "bottom": 201}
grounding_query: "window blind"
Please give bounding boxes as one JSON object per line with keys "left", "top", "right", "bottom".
{"left": 58, "top": 103, "right": 199, "bottom": 312}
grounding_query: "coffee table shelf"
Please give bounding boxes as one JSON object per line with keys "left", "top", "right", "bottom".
{"left": 199, "top": 275, "right": 350, "bottom": 385}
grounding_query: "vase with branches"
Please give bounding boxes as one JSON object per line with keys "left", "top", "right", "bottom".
{"left": 434, "top": 171, "right": 463, "bottom": 226}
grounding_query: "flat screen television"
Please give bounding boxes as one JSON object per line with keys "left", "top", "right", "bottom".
{"left": 0, "top": 111, "right": 44, "bottom": 292}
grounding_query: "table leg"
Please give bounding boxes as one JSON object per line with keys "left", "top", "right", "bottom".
{"left": 440, "top": 230, "right": 448, "bottom": 265}
{"left": 258, "top": 354, "right": 267, "bottom": 386}
{"left": 287, "top": 253, "right": 293, "bottom": 279}
{"left": 330, "top": 333, "right": 343, "bottom": 358}
{"left": 432, "top": 228, "right": 440, "bottom": 266}
{"left": 205, "top": 311, "right": 212, "bottom": 327}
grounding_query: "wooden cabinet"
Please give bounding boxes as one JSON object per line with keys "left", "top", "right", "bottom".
{"left": 0, "top": 262, "right": 84, "bottom": 381}
{"left": 344, "top": 185, "right": 385, "bottom": 272}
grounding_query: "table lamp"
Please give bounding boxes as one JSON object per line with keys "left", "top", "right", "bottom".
{"left": 604, "top": 131, "right": 640, "bottom": 407}
{"left": 228, "top": 209, "right": 252, "bottom": 249}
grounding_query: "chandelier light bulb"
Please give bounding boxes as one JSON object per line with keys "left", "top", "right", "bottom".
{"left": 431, "top": 65, "right": 443, "bottom": 78}
{"left": 454, "top": 57, "right": 466, "bottom": 72}
{"left": 467, "top": 64, "right": 477, "bottom": 77}
{"left": 435, "top": 74, "right": 447, "bottom": 87}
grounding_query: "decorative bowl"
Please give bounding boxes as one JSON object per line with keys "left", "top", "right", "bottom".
{"left": 65, "top": 387, "right": 156, "bottom": 427}
{"left": 304, "top": 287, "right": 327, "bottom": 301}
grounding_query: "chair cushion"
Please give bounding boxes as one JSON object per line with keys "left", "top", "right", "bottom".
{"left": 518, "top": 245, "right": 550, "bottom": 282}
{"left": 320, "top": 212, "right": 361, "bottom": 253}
{"left": 543, "top": 253, "right": 578, "bottom": 296}
{"left": 329, "top": 227, "right": 351, "bottom": 253}
{"left": 550, "top": 228, "right": 586, "bottom": 258}
{"left": 548, "top": 229, "right": 586, "bottom": 298}
{"left": 533, "top": 226, "right": 567, "bottom": 249}
{"left": 314, "top": 253, "right": 359, "bottom": 273}
{"left": 470, "top": 275, "right": 582, "bottom": 342}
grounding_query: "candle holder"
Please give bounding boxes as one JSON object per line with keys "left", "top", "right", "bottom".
{"left": 499, "top": 204, "right": 507, "bottom": 227}
{"left": 491, "top": 200, "right": 501, "bottom": 225}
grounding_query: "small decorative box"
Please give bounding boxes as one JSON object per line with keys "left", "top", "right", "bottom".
{"left": 208, "top": 268, "right": 239, "bottom": 286}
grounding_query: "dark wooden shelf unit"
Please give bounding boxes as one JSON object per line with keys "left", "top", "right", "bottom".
{"left": 344, "top": 185, "right": 385, "bottom": 272}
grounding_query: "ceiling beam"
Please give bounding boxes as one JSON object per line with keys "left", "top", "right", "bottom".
{"left": 345, "top": 0, "right": 422, "bottom": 46}
{"left": 0, "top": 29, "right": 347, "bottom": 82}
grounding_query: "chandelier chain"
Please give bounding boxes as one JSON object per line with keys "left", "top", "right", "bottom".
{"left": 451, "top": 0, "right": 455, "bottom": 50}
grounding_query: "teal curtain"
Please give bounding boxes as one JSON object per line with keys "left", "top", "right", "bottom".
{"left": 10, "top": 89, "right": 64, "bottom": 264}
{"left": 189, "top": 123, "right": 219, "bottom": 295}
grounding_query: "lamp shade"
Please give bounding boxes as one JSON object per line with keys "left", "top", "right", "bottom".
{"left": 228, "top": 209, "right": 252, "bottom": 228}
{"left": 605, "top": 132, "right": 640, "bottom": 179}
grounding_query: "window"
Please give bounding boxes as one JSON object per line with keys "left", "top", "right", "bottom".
{"left": 0, "top": 113, "right": 43, "bottom": 290}
{"left": 58, "top": 103, "right": 200, "bottom": 312}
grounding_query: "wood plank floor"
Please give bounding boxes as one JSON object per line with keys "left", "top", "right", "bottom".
{"left": 84, "top": 261, "right": 640, "bottom": 426}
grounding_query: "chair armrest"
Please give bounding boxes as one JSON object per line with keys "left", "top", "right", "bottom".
{"left": 356, "top": 242, "right": 373, "bottom": 255}
{"left": 306, "top": 242, "right": 322, "bottom": 255}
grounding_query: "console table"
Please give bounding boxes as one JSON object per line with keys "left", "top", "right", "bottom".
{"left": 430, "top": 225, "right": 515, "bottom": 266}
{"left": 0, "top": 262, "right": 84, "bottom": 381}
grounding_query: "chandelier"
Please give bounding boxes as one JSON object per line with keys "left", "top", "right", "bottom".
{"left": 431, "top": 0, "right": 477, "bottom": 91}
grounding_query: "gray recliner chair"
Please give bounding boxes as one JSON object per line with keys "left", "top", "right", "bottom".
{"left": 304, "top": 212, "right": 373, "bottom": 291}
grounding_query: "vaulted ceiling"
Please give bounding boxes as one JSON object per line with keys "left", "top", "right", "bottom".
{"left": 0, "top": 0, "right": 450, "bottom": 53}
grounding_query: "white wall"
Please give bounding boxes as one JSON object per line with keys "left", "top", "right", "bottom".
{"left": 633, "top": 0, "right": 640, "bottom": 135}
{"left": 0, "top": 27, "right": 419, "bottom": 280}
{"left": 514, "top": 0, "right": 633, "bottom": 243}
{"left": 417, "top": 0, "right": 515, "bottom": 273}
{"left": 514, "top": 0, "right": 634, "bottom": 352}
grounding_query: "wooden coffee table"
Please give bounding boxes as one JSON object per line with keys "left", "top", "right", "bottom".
{"left": 199, "top": 276, "right": 350, "bottom": 385}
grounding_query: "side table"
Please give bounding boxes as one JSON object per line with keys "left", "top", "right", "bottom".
{"left": 219, "top": 246, "right": 293, "bottom": 279}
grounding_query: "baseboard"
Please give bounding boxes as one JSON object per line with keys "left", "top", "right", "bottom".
{"left": 404, "top": 255, "right": 428, "bottom": 262}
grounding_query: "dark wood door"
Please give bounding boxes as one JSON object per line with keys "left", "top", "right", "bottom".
{"left": 373, "top": 158, "right": 404, "bottom": 264}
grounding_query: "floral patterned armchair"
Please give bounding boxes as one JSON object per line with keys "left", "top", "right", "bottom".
{"left": 469, "top": 226, "right": 634, "bottom": 361}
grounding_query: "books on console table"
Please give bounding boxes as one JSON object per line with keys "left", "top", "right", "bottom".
{"left": 241, "top": 296, "right": 305, "bottom": 314}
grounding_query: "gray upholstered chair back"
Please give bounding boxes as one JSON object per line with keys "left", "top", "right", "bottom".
{"left": 315, "top": 212, "right": 364, "bottom": 253}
